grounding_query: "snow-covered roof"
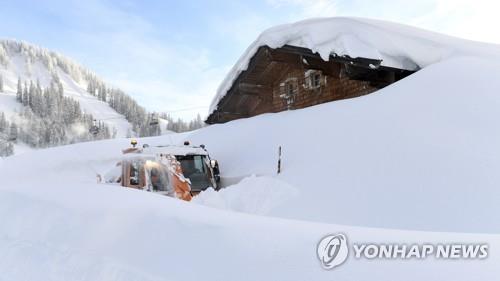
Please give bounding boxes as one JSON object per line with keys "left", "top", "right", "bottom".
{"left": 136, "top": 145, "right": 209, "bottom": 157}
{"left": 208, "top": 17, "right": 500, "bottom": 115}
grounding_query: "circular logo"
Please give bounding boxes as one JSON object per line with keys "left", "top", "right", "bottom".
{"left": 317, "top": 233, "right": 349, "bottom": 269}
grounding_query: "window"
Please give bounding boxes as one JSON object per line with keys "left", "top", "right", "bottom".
{"left": 286, "top": 82, "right": 295, "bottom": 96}
{"left": 279, "top": 78, "right": 298, "bottom": 110}
{"left": 281, "top": 78, "right": 297, "bottom": 97}
{"left": 304, "top": 70, "right": 322, "bottom": 89}
{"left": 129, "top": 161, "right": 140, "bottom": 185}
{"left": 312, "top": 73, "right": 321, "bottom": 88}
{"left": 176, "top": 155, "right": 212, "bottom": 191}
{"left": 148, "top": 162, "right": 171, "bottom": 192}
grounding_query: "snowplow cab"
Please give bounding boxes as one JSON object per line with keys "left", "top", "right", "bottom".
{"left": 119, "top": 142, "right": 220, "bottom": 199}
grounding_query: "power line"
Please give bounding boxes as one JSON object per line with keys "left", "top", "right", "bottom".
{"left": 161, "top": 106, "right": 208, "bottom": 113}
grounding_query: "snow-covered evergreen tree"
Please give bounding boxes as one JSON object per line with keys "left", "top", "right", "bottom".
{"left": 9, "top": 122, "right": 18, "bottom": 143}
{"left": 22, "top": 81, "right": 29, "bottom": 106}
{"left": 8, "top": 78, "right": 113, "bottom": 148}
{"left": 0, "top": 112, "right": 7, "bottom": 133}
{"left": 0, "top": 140, "right": 14, "bottom": 157}
{"left": 160, "top": 113, "right": 205, "bottom": 133}
{"left": 0, "top": 74, "right": 4, "bottom": 92}
{"left": 0, "top": 44, "right": 8, "bottom": 66}
{"left": 16, "top": 77, "right": 22, "bottom": 102}
{"left": 0, "top": 112, "right": 14, "bottom": 157}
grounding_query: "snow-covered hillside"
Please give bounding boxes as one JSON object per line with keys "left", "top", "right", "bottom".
{"left": 0, "top": 40, "right": 132, "bottom": 138}
{"left": 1, "top": 17, "right": 500, "bottom": 281}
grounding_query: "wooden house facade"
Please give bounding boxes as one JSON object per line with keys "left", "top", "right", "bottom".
{"left": 206, "top": 45, "right": 415, "bottom": 124}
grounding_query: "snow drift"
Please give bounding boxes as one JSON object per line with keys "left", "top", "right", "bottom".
{"left": 1, "top": 134, "right": 499, "bottom": 281}
{"left": 2, "top": 17, "right": 500, "bottom": 281}
{"left": 192, "top": 175, "right": 299, "bottom": 215}
{"left": 196, "top": 56, "right": 500, "bottom": 233}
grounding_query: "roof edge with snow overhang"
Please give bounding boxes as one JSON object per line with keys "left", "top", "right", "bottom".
{"left": 207, "top": 17, "right": 498, "bottom": 118}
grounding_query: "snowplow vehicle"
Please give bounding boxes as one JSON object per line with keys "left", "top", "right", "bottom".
{"left": 109, "top": 140, "right": 220, "bottom": 201}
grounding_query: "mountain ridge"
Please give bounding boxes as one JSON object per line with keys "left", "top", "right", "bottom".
{"left": 0, "top": 39, "right": 163, "bottom": 155}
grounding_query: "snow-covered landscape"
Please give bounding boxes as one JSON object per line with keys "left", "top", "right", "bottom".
{"left": 0, "top": 40, "right": 203, "bottom": 157}
{"left": 0, "top": 40, "right": 132, "bottom": 138}
{"left": 1, "top": 7, "right": 500, "bottom": 281}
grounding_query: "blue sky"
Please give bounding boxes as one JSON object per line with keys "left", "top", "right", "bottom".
{"left": 0, "top": 0, "right": 498, "bottom": 119}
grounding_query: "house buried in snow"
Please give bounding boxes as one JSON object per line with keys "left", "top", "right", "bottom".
{"left": 206, "top": 45, "right": 415, "bottom": 124}
{"left": 206, "top": 18, "right": 420, "bottom": 124}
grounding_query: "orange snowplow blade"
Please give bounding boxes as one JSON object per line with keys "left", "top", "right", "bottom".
{"left": 172, "top": 170, "right": 192, "bottom": 201}
{"left": 166, "top": 155, "right": 192, "bottom": 201}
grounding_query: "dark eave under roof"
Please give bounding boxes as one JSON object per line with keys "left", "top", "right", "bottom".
{"left": 206, "top": 45, "right": 417, "bottom": 124}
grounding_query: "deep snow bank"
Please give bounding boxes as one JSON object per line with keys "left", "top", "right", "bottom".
{"left": 191, "top": 56, "right": 500, "bottom": 233}
{"left": 193, "top": 175, "right": 299, "bottom": 215}
{"left": 1, "top": 137, "right": 500, "bottom": 281}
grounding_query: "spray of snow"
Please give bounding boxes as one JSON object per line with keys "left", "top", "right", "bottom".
{"left": 70, "top": 122, "right": 89, "bottom": 136}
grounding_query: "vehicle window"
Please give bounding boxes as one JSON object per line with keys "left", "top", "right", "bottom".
{"left": 177, "top": 155, "right": 211, "bottom": 191}
{"left": 130, "top": 161, "right": 140, "bottom": 185}
{"left": 149, "top": 164, "right": 170, "bottom": 192}
{"left": 193, "top": 155, "right": 205, "bottom": 172}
